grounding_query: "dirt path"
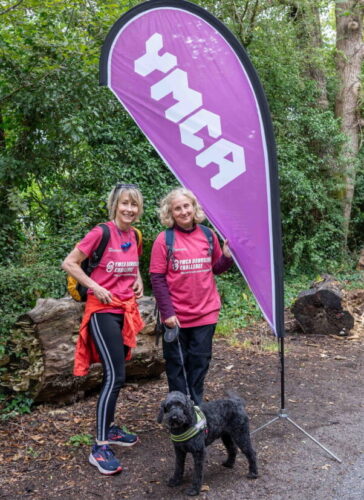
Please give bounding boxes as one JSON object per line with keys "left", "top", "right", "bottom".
{"left": 1, "top": 331, "right": 363, "bottom": 500}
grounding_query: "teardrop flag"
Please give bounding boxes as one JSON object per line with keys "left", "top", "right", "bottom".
{"left": 100, "top": 0, "right": 284, "bottom": 337}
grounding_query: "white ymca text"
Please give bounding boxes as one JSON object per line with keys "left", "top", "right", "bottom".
{"left": 134, "top": 33, "right": 246, "bottom": 190}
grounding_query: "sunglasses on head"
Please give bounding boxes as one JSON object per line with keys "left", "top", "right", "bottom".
{"left": 115, "top": 183, "right": 139, "bottom": 189}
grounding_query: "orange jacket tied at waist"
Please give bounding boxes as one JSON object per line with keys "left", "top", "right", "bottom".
{"left": 74, "top": 295, "right": 144, "bottom": 376}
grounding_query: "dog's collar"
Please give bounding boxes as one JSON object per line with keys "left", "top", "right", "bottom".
{"left": 170, "top": 406, "right": 207, "bottom": 443}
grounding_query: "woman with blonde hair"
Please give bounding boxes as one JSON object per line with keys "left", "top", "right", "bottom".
{"left": 62, "top": 183, "right": 144, "bottom": 475}
{"left": 150, "top": 187, "right": 233, "bottom": 405}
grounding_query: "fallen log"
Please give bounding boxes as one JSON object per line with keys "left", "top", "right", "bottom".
{"left": 1, "top": 296, "right": 164, "bottom": 402}
{"left": 291, "top": 274, "right": 354, "bottom": 336}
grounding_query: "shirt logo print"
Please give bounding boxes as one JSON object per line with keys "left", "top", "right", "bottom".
{"left": 106, "top": 261, "right": 115, "bottom": 273}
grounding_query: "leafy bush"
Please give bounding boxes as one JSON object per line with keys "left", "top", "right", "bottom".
{"left": 216, "top": 271, "right": 263, "bottom": 334}
{"left": 0, "top": 263, "right": 66, "bottom": 353}
{"left": 349, "top": 155, "right": 364, "bottom": 253}
{"left": 0, "top": 393, "right": 33, "bottom": 421}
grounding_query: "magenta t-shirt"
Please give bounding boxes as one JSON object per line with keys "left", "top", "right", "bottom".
{"left": 77, "top": 221, "right": 141, "bottom": 303}
{"left": 149, "top": 226, "right": 222, "bottom": 327}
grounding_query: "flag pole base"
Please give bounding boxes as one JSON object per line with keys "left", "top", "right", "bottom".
{"left": 251, "top": 408, "right": 342, "bottom": 463}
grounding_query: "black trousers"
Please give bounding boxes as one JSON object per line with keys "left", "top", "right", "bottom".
{"left": 89, "top": 313, "right": 128, "bottom": 442}
{"left": 162, "top": 324, "right": 216, "bottom": 405}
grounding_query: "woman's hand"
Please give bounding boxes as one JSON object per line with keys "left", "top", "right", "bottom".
{"left": 222, "top": 240, "right": 232, "bottom": 258}
{"left": 133, "top": 277, "right": 144, "bottom": 298}
{"left": 62, "top": 248, "right": 113, "bottom": 303}
{"left": 92, "top": 284, "right": 113, "bottom": 304}
{"left": 133, "top": 270, "right": 144, "bottom": 298}
{"left": 164, "top": 315, "right": 180, "bottom": 328}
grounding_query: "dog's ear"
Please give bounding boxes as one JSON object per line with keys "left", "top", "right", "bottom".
{"left": 157, "top": 401, "right": 166, "bottom": 423}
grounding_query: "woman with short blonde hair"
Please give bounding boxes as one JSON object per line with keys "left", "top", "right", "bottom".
{"left": 62, "top": 182, "right": 144, "bottom": 475}
{"left": 107, "top": 183, "right": 143, "bottom": 221}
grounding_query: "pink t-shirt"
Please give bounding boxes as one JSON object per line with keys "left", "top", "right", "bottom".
{"left": 149, "top": 226, "right": 222, "bottom": 327}
{"left": 77, "top": 221, "right": 141, "bottom": 304}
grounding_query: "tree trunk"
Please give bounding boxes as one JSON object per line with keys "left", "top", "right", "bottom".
{"left": 291, "top": 2, "right": 329, "bottom": 111}
{"left": 1, "top": 296, "right": 164, "bottom": 403}
{"left": 291, "top": 274, "right": 354, "bottom": 335}
{"left": 335, "top": 1, "right": 364, "bottom": 242}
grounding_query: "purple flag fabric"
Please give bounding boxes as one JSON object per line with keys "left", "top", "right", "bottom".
{"left": 100, "top": 0, "right": 284, "bottom": 336}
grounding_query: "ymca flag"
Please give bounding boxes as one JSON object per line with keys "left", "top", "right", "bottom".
{"left": 100, "top": 0, "right": 284, "bottom": 337}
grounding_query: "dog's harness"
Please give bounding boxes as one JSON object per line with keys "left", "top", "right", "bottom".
{"left": 170, "top": 406, "right": 208, "bottom": 443}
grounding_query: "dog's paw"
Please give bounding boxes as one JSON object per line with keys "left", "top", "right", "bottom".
{"left": 222, "top": 459, "right": 234, "bottom": 468}
{"left": 167, "top": 477, "right": 182, "bottom": 487}
{"left": 185, "top": 486, "right": 200, "bottom": 496}
{"left": 247, "top": 471, "right": 258, "bottom": 479}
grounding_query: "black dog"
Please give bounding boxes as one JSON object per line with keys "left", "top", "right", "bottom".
{"left": 157, "top": 391, "right": 258, "bottom": 496}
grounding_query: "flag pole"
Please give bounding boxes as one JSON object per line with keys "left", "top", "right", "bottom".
{"left": 251, "top": 105, "right": 342, "bottom": 461}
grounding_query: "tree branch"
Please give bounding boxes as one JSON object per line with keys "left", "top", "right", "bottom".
{"left": 0, "top": 0, "right": 24, "bottom": 16}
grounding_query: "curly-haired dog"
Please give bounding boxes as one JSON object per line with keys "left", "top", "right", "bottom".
{"left": 157, "top": 391, "right": 258, "bottom": 496}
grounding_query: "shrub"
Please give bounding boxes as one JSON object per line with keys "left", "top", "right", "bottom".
{"left": 0, "top": 263, "right": 66, "bottom": 362}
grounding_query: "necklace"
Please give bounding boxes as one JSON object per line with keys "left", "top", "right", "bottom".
{"left": 113, "top": 221, "right": 133, "bottom": 251}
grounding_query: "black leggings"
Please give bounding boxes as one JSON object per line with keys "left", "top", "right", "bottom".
{"left": 89, "top": 312, "right": 128, "bottom": 442}
{"left": 162, "top": 324, "right": 216, "bottom": 405}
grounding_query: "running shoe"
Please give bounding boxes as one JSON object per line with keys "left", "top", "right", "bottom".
{"left": 107, "top": 425, "right": 139, "bottom": 447}
{"left": 88, "top": 444, "right": 123, "bottom": 475}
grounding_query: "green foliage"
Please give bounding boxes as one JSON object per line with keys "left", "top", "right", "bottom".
{"left": 0, "top": 263, "right": 65, "bottom": 312}
{"left": 0, "top": 393, "right": 33, "bottom": 421}
{"left": 216, "top": 271, "right": 263, "bottom": 333}
{"left": 1, "top": 0, "right": 362, "bottom": 274}
{"left": 0, "top": 262, "right": 64, "bottom": 404}
{"left": 246, "top": 11, "right": 347, "bottom": 270}
{"left": 283, "top": 272, "right": 314, "bottom": 308}
{"left": 216, "top": 266, "right": 362, "bottom": 338}
{"left": 25, "top": 446, "right": 40, "bottom": 458}
{"left": 0, "top": 263, "right": 66, "bottom": 356}
{"left": 216, "top": 270, "right": 311, "bottom": 336}
{"left": 206, "top": 0, "right": 362, "bottom": 268}
{"left": 349, "top": 152, "right": 364, "bottom": 253}
{"left": 0, "top": 0, "right": 141, "bottom": 264}
{"left": 334, "top": 270, "right": 364, "bottom": 290}
{"left": 67, "top": 433, "right": 93, "bottom": 447}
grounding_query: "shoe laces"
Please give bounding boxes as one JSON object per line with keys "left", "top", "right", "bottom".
{"left": 98, "top": 445, "right": 115, "bottom": 459}
{"left": 110, "top": 425, "right": 131, "bottom": 436}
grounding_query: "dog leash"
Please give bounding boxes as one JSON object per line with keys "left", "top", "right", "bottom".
{"left": 154, "top": 305, "right": 164, "bottom": 346}
{"left": 163, "top": 322, "right": 191, "bottom": 400}
{"left": 177, "top": 336, "right": 192, "bottom": 399}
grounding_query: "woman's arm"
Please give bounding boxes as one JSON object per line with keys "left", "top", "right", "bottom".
{"left": 133, "top": 268, "right": 144, "bottom": 298}
{"left": 62, "top": 248, "right": 113, "bottom": 304}
{"left": 150, "top": 272, "right": 177, "bottom": 325}
{"left": 212, "top": 240, "right": 233, "bottom": 275}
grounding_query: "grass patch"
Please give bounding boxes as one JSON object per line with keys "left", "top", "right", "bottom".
{"left": 335, "top": 270, "right": 364, "bottom": 289}
{"left": 219, "top": 331, "right": 280, "bottom": 354}
{"left": 67, "top": 433, "right": 93, "bottom": 447}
